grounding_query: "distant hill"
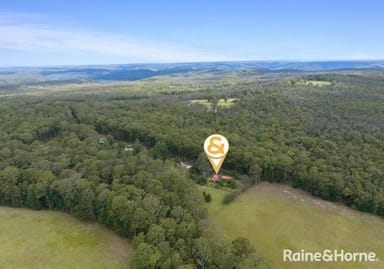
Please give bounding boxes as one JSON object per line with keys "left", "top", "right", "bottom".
{"left": 1, "top": 60, "right": 383, "bottom": 83}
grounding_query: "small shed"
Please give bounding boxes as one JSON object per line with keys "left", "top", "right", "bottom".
{"left": 99, "top": 135, "right": 107, "bottom": 144}
{"left": 125, "top": 144, "right": 133, "bottom": 151}
{"left": 180, "top": 161, "right": 193, "bottom": 169}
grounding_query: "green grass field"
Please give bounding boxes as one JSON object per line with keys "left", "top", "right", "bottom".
{"left": 202, "top": 182, "right": 384, "bottom": 269}
{"left": 189, "top": 98, "right": 238, "bottom": 109}
{"left": 0, "top": 207, "right": 132, "bottom": 269}
{"left": 305, "top": 80, "right": 332, "bottom": 86}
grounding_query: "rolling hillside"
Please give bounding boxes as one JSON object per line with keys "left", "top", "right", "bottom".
{"left": 204, "top": 182, "right": 384, "bottom": 269}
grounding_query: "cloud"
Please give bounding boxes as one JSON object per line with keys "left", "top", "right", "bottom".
{"left": 0, "top": 12, "right": 227, "bottom": 62}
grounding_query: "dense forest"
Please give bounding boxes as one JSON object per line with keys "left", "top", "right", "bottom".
{"left": 70, "top": 72, "right": 384, "bottom": 215}
{"left": 0, "top": 95, "right": 261, "bottom": 268}
{"left": 1, "top": 71, "right": 384, "bottom": 268}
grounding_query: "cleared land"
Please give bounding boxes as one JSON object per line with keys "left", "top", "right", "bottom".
{"left": 305, "top": 80, "right": 332, "bottom": 86}
{"left": 0, "top": 207, "right": 132, "bottom": 269}
{"left": 189, "top": 98, "right": 238, "bottom": 109}
{"left": 202, "top": 182, "right": 384, "bottom": 269}
{"left": 293, "top": 79, "right": 332, "bottom": 86}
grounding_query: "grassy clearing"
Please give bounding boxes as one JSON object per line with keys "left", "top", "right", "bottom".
{"left": 200, "top": 185, "right": 228, "bottom": 213}
{"left": 189, "top": 98, "right": 238, "bottom": 109}
{"left": 0, "top": 207, "right": 132, "bottom": 269}
{"left": 290, "top": 79, "right": 332, "bottom": 87}
{"left": 201, "top": 182, "right": 384, "bottom": 269}
{"left": 305, "top": 80, "right": 332, "bottom": 86}
{"left": 297, "top": 80, "right": 332, "bottom": 86}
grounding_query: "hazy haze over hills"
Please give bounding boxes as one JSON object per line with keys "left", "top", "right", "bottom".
{"left": 1, "top": 61, "right": 384, "bottom": 83}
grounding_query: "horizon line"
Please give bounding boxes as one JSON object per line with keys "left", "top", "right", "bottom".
{"left": 1, "top": 59, "right": 384, "bottom": 69}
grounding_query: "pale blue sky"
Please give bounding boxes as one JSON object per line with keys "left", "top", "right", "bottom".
{"left": 0, "top": 0, "right": 383, "bottom": 66}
